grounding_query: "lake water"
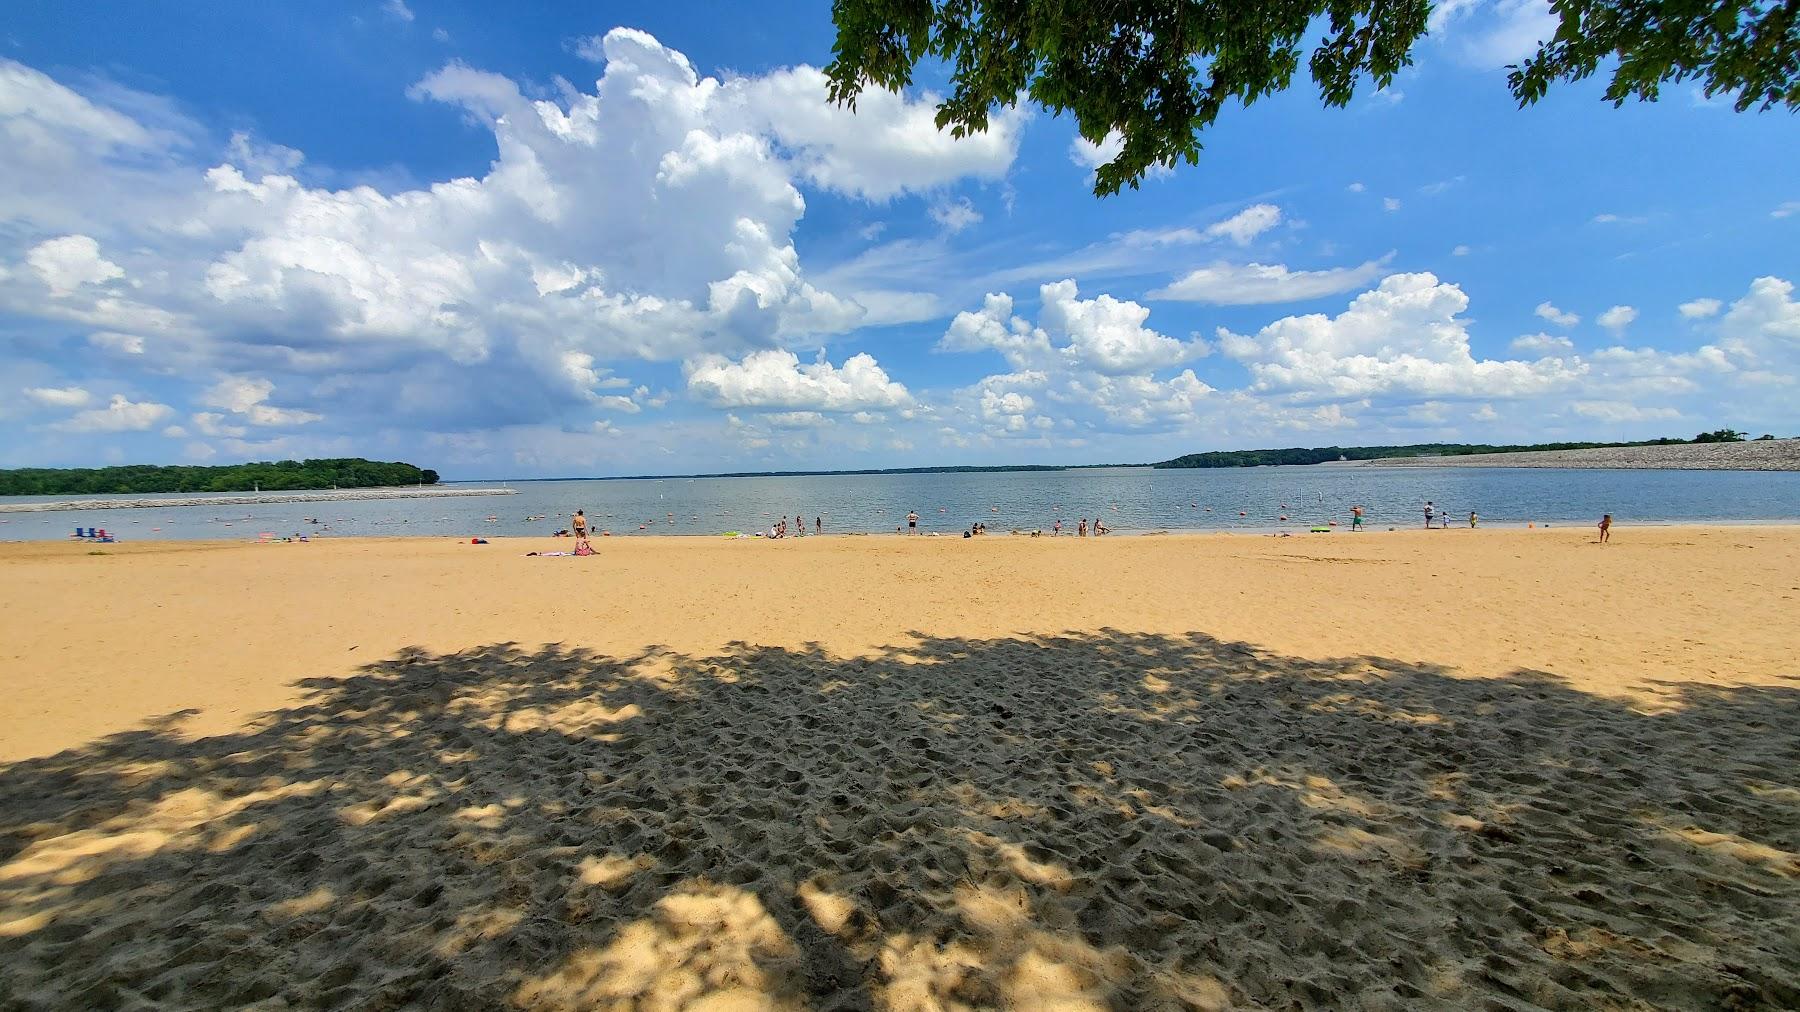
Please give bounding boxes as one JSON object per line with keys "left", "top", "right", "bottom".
{"left": 3, "top": 466, "right": 1798, "bottom": 541}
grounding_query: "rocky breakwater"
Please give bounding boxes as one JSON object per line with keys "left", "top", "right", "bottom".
{"left": 1362, "top": 438, "right": 1800, "bottom": 471}
{"left": 0, "top": 487, "right": 518, "bottom": 513}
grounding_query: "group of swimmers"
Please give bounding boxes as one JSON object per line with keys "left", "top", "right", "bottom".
{"left": 767, "top": 515, "right": 823, "bottom": 539}
{"left": 560, "top": 503, "right": 1614, "bottom": 542}
{"left": 1047, "top": 516, "right": 1109, "bottom": 536}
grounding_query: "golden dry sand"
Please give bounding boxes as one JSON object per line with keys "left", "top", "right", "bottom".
{"left": 1, "top": 527, "right": 1797, "bottom": 1008}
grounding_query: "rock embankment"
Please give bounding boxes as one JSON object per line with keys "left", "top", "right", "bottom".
{"left": 1361, "top": 438, "right": 1800, "bottom": 471}
{"left": 0, "top": 487, "right": 517, "bottom": 514}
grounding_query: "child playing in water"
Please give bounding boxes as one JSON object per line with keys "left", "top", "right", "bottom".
{"left": 1597, "top": 513, "right": 1612, "bottom": 543}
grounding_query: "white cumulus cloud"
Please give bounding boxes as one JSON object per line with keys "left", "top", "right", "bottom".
{"left": 1678, "top": 298, "right": 1722, "bottom": 319}
{"left": 1204, "top": 204, "right": 1282, "bottom": 245}
{"left": 1510, "top": 333, "right": 1575, "bottom": 356}
{"left": 24, "top": 385, "right": 91, "bottom": 408}
{"left": 685, "top": 349, "right": 911, "bottom": 412}
{"left": 1149, "top": 257, "right": 1391, "bottom": 305}
{"left": 0, "top": 31, "right": 1020, "bottom": 437}
{"left": 53, "top": 394, "right": 173, "bottom": 432}
{"left": 1598, "top": 305, "right": 1638, "bottom": 333}
{"left": 26, "top": 234, "right": 124, "bottom": 296}
{"left": 201, "top": 376, "right": 323, "bottom": 427}
{"left": 1534, "top": 301, "right": 1579, "bottom": 327}
{"left": 1217, "top": 273, "right": 1584, "bottom": 399}
{"left": 929, "top": 197, "right": 982, "bottom": 233}
{"left": 943, "top": 280, "right": 1208, "bottom": 376}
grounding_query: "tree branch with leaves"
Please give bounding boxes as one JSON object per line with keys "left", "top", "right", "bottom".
{"left": 826, "top": 0, "right": 1799, "bottom": 195}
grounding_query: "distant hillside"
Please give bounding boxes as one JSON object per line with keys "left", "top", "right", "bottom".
{"left": 0, "top": 459, "right": 439, "bottom": 496}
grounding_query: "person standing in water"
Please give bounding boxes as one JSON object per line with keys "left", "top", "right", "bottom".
{"left": 1351, "top": 505, "right": 1365, "bottom": 532}
{"left": 1078, "top": 518, "right": 1088, "bottom": 537}
{"left": 906, "top": 510, "right": 919, "bottom": 534}
{"left": 572, "top": 510, "right": 587, "bottom": 537}
{"left": 1469, "top": 511, "right": 1479, "bottom": 529}
{"left": 815, "top": 516, "right": 822, "bottom": 535}
{"left": 1423, "top": 501, "right": 1435, "bottom": 529}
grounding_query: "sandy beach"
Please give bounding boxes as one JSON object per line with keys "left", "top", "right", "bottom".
{"left": 2, "top": 527, "right": 1797, "bottom": 1008}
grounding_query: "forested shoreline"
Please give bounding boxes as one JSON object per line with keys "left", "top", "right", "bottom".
{"left": 1151, "top": 432, "right": 1768, "bottom": 469}
{"left": 0, "top": 459, "right": 439, "bottom": 496}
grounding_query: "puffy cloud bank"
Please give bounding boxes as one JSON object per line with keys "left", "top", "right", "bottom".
{"left": 0, "top": 30, "right": 1018, "bottom": 448}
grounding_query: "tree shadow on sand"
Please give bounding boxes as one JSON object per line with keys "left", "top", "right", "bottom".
{"left": 1, "top": 632, "right": 1797, "bottom": 1010}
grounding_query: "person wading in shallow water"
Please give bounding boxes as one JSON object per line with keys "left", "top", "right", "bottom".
{"left": 907, "top": 510, "right": 919, "bottom": 534}
{"left": 572, "top": 510, "right": 587, "bottom": 538}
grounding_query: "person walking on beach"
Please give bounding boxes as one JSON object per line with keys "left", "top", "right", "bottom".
{"left": 1469, "top": 511, "right": 1479, "bottom": 529}
{"left": 1351, "top": 505, "right": 1364, "bottom": 532}
{"left": 1597, "top": 513, "right": 1612, "bottom": 543}
{"left": 815, "top": 516, "right": 822, "bottom": 535}
{"left": 1423, "top": 501, "right": 1435, "bottom": 529}
{"left": 1053, "top": 519, "right": 1062, "bottom": 536}
{"left": 907, "top": 510, "right": 919, "bottom": 534}
{"left": 572, "top": 510, "right": 587, "bottom": 537}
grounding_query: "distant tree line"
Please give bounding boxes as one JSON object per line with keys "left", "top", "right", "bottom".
{"left": 0, "top": 459, "right": 440, "bottom": 496}
{"left": 1152, "top": 433, "right": 1773, "bottom": 469}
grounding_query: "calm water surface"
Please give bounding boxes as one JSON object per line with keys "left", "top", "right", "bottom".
{"left": 4, "top": 466, "right": 1798, "bottom": 541}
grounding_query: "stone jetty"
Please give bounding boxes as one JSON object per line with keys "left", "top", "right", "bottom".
{"left": 1359, "top": 438, "right": 1800, "bottom": 471}
{"left": 0, "top": 486, "right": 517, "bottom": 514}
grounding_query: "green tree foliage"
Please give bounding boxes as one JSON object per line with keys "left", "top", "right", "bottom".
{"left": 826, "top": 0, "right": 1800, "bottom": 195}
{"left": 1692, "top": 428, "right": 1747, "bottom": 442}
{"left": 0, "top": 459, "right": 439, "bottom": 497}
{"left": 1153, "top": 438, "right": 1691, "bottom": 468}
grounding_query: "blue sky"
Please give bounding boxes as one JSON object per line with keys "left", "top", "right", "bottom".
{"left": 3, "top": 1, "right": 1795, "bottom": 478}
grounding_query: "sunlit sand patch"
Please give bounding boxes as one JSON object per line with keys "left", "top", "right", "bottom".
{"left": 1, "top": 782, "right": 319, "bottom": 888}
{"left": 514, "top": 882, "right": 801, "bottom": 1008}
{"left": 953, "top": 882, "right": 1032, "bottom": 934}
{"left": 1006, "top": 944, "right": 1119, "bottom": 1012}
{"left": 1314, "top": 825, "right": 1427, "bottom": 864}
{"left": 796, "top": 879, "right": 858, "bottom": 936}
{"left": 337, "top": 786, "right": 442, "bottom": 827}
{"left": 1307, "top": 691, "right": 1448, "bottom": 724}
{"left": 576, "top": 853, "right": 657, "bottom": 892}
{"left": 261, "top": 885, "right": 337, "bottom": 923}
{"left": 435, "top": 906, "right": 525, "bottom": 959}
{"left": 878, "top": 934, "right": 985, "bottom": 1009}
{"left": 1747, "top": 782, "right": 1800, "bottom": 805}
{"left": 1219, "top": 770, "right": 1392, "bottom": 820}
{"left": 944, "top": 783, "right": 1044, "bottom": 821}
{"left": 964, "top": 828, "right": 1072, "bottom": 889}
{"left": 1658, "top": 824, "right": 1800, "bottom": 875}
